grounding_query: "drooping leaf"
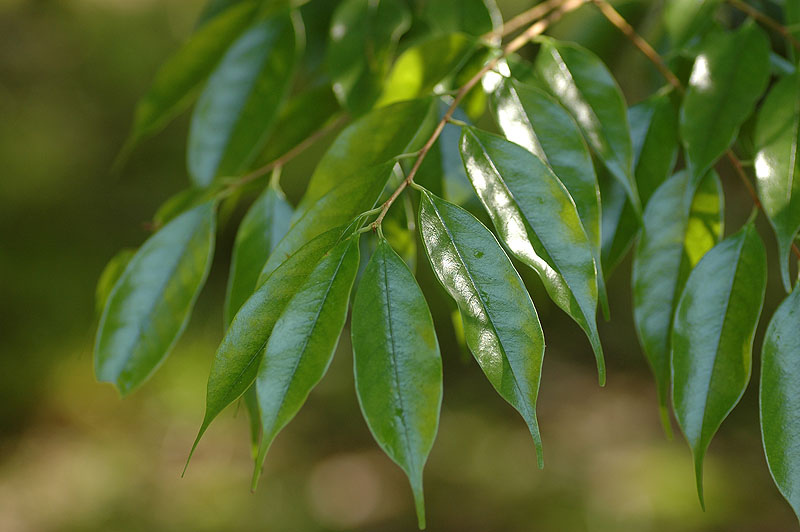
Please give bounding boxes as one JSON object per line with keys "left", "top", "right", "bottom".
{"left": 416, "top": 0, "right": 501, "bottom": 37}
{"left": 261, "top": 162, "right": 394, "bottom": 280}
{"left": 459, "top": 127, "right": 604, "bottom": 384}
{"left": 95, "top": 248, "right": 136, "bottom": 316}
{"left": 679, "top": 22, "right": 771, "bottom": 185}
{"left": 153, "top": 186, "right": 223, "bottom": 228}
{"left": 672, "top": 223, "right": 767, "bottom": 506}
{"left": 754, "top": 73, "right": 800, "bottom": 291}
{"left": 418, "top": 190, "right": 545, "bottom": 464}
{"left": 351, "top": 239, "right": 442, "bottom": 529}
{"left": 195, "top": 0, "right": 252, "bottom": 28}
{"left": 663, "top": 0, "right": 721, "bottom": 49}
{"left": 760, "top": 287, "right": 800, "bottom": 520}
{"left": 122, "top": 2, "right": 258, "bottom": 154}
{"left": 534, "top": 37, "right": 640, "bottom": 214}
{"left": 632, "top": 170, "right": 724, "bottom": 431}
{"left": 188, "top": 13, "right": 300, "bottom": 186}
{"left": 253, "top": 234, "right": 361, "bottom": 486}
{"left": 489, "top": 76, "right": 607, "bottom": 317}
{"left": 326, "top": 0, "right": 411, "bottom": 113}
{"left": 95, "top": 202, "right": 216, "bottom": 395}
{"left": 190, "top": 227, "right": 345, "bottom": 460}
{"left": 224, "top": 184, "right": 293, "bottom": 328}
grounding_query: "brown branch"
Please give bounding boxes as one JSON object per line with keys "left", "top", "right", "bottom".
{"left": 371, "top": 0, "right": 587, "bottom": 229}
{"left": 727, "top": 0, "right": 800, "bottom": 51}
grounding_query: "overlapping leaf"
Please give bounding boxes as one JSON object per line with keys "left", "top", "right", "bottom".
{"left": 418, "top": 190, "right": 545, "bottom": 464}
{"left": 459, "top": 127, "right": 604, "bottom": 383}
{"left": 672, "top": 223, "right": 767, "bottom": 505}
{"left": 416, "top": 0, "right": 500, "bottom": 37}
{"left": 352, "top": 240, "right": 442, "bottom": 529}
{"left": 95, "top": 202, "right": 216, "bottom": 395}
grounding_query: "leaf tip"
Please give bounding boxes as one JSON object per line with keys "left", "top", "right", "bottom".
{"left": 694, "top": 455, "right": 706, "bottom": 511}
{"left": 658, "top": 403, "right": 673, "bottom": 441}
{"left": 410, "top": 475, "right": 427, "bottom": 529}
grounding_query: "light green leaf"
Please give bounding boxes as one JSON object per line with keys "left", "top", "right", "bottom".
{"left": 95, "top": 248, "right": 137, "bottom": 317}
{"left": 94, "top": 202, "right": 216, "bottom": 396}
{"left": 459, "top": 127, "right": 604, "bottom": 384}
{"left": 253, "top": 234, "right": 361, "bottom": 486}
{"left": 326, "top": 0, "right": 411, "bottom": 113}
{"left": 418, "top": 190, "right": 545, "bottom": 464}
{"left": 632, "top": 170, "right": 724, "bottom": 432}
{"left": 679, "top": 22, "right": 771, "bottom": 185}
{"left": 490, "top": 76, "right": 607, "bottom": 317}
{"left": 672, "top": 223, "right": 767, "bottom": 506}
{"left": 352, "top": 239, "right": 442, "bottom": 529}
{"left": 224, "top": 185, "right": 293, "bottom": 328}
{"left": 188, "top": 13, "right": 300, "bottom": 186}
{"left": 761, "top": 287, "right": 800, "bottom": 520}
{"left": 534, "top": 37, "right": 640, "bottom": 214}
{"left": 754, "top": 73, "right": 800, "bottom": 291}
{"left": 122, "top": 2, "right": 258, "bottom": 154}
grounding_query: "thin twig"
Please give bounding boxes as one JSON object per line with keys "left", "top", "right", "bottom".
{"left": 371, "top": 0, "right": 587, "bottom": 230}
{"left": 483, "top": 0, "right": 561, "bottom": 40}
{"left": 727, "top": 0, "right": 800, "bottom": 51}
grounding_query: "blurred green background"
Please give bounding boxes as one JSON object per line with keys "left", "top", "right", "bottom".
{"left": 0, "top": 0, "right": 796, "bottom": 530}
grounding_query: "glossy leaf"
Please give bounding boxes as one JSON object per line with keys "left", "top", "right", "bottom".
{"left": 122, "top": 2, "right": 257, "bottom": 153}
{"left": 754, "top": 73, "right": 800, "bottom": 291}
{"left": 95, "top": 202, "right": 216, "bottom": 395}
{"left": 489, "top": 76, "right": 607, "bottom": 316}
{"left": 188, "top": 14, "right": 300, "bottom": 186}
{"left": 459, "top": 127, "right": 604, "bottom": 383}
{"left": 632, "top": 170, "right": 724, "bottom": 430}
{"left": 253, "top": 235, "right": 361, "bottom": 485}
{"left": 534, "top": 37, "right": 640, "bottom": 213}
{"left": 761, "top": 287, "right": 800, "bottom": 520}
{"left": 418, "top": 190, "right": 545, "bottom": 464}
{"left": 672, "top": 223, "right": 767, "bottom": 505}
{"left": 224, "top": 184, "right": 293, "bottom": 327}
{"left": 679, "top": 22, "right": 771, "bottom": 185}
{"left": 352, "top": 240, "right": 442, "bottom": 529}
{"left": 326, "top": 0, "right": 411, "bottom": 113}
{"left": 95, "top": 249, "right": 136, "bottom": 316}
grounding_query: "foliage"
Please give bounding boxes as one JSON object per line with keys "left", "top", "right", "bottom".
{"left": 95, "top": 0, "right": 800, "bottom": 527}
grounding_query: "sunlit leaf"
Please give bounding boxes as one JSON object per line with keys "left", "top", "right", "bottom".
{"left": 352, "top": 239, "right": 442, "bottom": 528}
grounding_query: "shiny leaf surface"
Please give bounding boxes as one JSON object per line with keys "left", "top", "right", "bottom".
{"left": 352, "top": 240, "right": 442, "bottom": 528}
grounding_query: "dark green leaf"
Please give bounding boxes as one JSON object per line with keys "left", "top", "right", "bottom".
{"left": 188, "top": 13, "right": 300, "bottom": 186}
{"left": 253, "top": 235, "right": 361, "bottom": 486}
{"left": 224, "top": 185, "right": 293, "bottom": 328}
{"left": 663, "top": 0, "right": 721, "bottom": 49}
{"left": 672, "top": 223, "right": 767, "bottom": 506}
{"left": 326, "top": 0, "right": 411, "bottom": 113}
{"left": 418, "top": 190, "right": 545, "bottom": 464}
{"left": 352, "top": 239, "right": 442, "bottom": 528}
{"left": 417, "top": 0, "right": 500, "bottom": 37}
{"left": 95, "top": 249, "right": 136, "bottom": 316}
{"left": 534, "top": 37, "right": 640, "bottom": 213}
{"left": 94, "top": 202, "right": 216, "bottom": 395}
{"left": 760, "top": 287, "right": 800, "bottom": 520}
{"left": 632, "top": 170, "right": 723, "bottom": 431}
{"left": 153, "top": 186, "right": 222, "bottom": 228}
{"left": 679, "top": 22, "right": 771, "bottom": 185}
{"left": 754, "top": 73, "right": 800, "bottom": 291}
{"left": 460, "top": 127, "right": 604, "bottom": 384}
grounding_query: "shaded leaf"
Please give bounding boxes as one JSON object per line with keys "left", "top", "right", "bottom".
{"left": 95, "top": 249, "right": 136, "bottom": 317}
{"left": 153, "top": 186, "right": 222, "bottom": 227}
{"left": 418, "top": 190, "right": 545, "bottom": 464}
{"left": 417, "top": 0, "right": 500, "bottom": 37}
{"left": 95, "top": 202, "right": 216, "bottom": 395}
{"left": 672, "top": 223, "right": 767, "bottom": 506}
{"left": 663, "top": 0, "right": 721, "bottom": 49}
{"left": 352, "top": 239, "right": 442, "bottom": 528}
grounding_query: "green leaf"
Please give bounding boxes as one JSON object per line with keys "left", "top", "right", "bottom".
{"left": 663, "top": 0, "right": 721, "bottom": 49}
{"left": 190, "top": 227, "right": 345, "bottom": 461}
{"left": 418, "top": 190, "right": 545, "bottom": 465}
{"left": 299, "top": 97, "right": 437, "bottom": 211}
{"left": 260, "top": 162, "right": 394, "bottom": 281}
{"left": 122, "top": 2, "right": 258, "bottom": 154}
{"left": 760, "top": 287, "right": 800, "bottom": 520}
{"left": 376, "top": 33, "right": 476, "bottom": 107}
{"left": 671, "top": 223, "right": 767, "bottom": 506}
{"left": 754, "top": 73, "right": 800, "bottom": 291}
{"left": 679, "top": 22, "right": 771, "bottom": 185}
{"left": 253, "top": 234, "right": 361, "bottom": 486}
{"left": 94, "top": 202, "right": 216, "bottom": 396}
{"left": 153, "top": 186, "right": 222, "bottom": 228}
{"left": 188, "top": 13, "right": 300, "bottom": 186}
{"left": 416, "top": 0, "right": 501, "bottom": 37}
{"left": 326, "top": 0, "right": 411, "bottom": 113}
{"left": 534, "top": 37, "right": 640, "bottom": 214}
{"left": 489, "top": 76, "right": 607, "bottom": 317}
{"left": 352, "top": 239, "right": 442, "bottom": 529}
{"left": 459, "top": 127, "right": 604, "bottom": 384}
{"left": 632, "top": 170, "right": 724, "bottom": 432}
{"left": 224, "top": 184, "right": 293, "bottom": 328}
{"left": 95, "top": 248, "right": 136, "bottom": 317}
